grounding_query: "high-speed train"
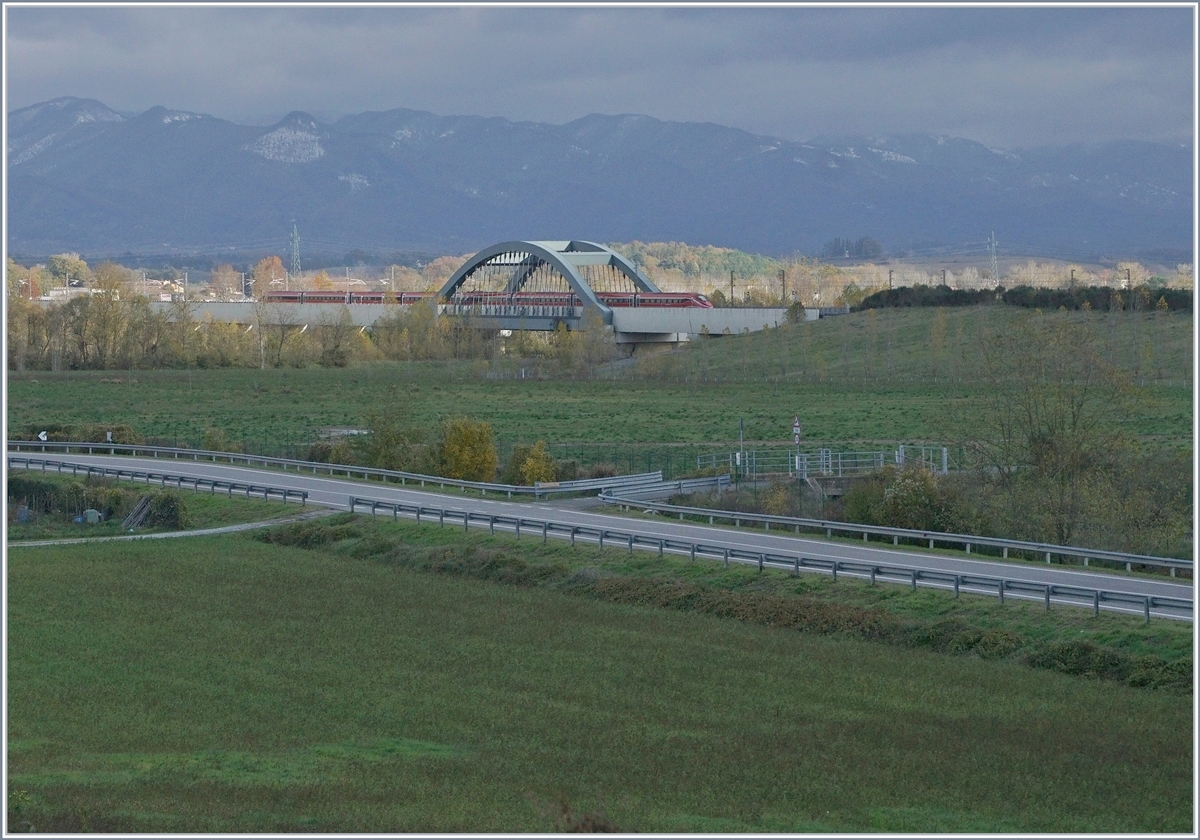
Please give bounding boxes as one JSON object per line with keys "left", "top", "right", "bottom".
{"left": 261, "top": 290, "right": 713, "bottom": 308}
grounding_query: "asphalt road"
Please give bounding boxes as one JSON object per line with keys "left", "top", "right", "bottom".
{"left": 15, "top": 454, "right": 1193, "bottom": 619}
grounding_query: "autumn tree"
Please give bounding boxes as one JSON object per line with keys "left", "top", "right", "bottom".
{"left": 47, "top": 252, "right": 90, "bottom": 287}
{"left": 519, "top": 440, "right": 557, "bottom": 484}
{"left": 209, "top": 264, "right": 242, "bottom": 300}
{"left": 252, "top": 255, "right": 286, "bottom": 299}
{"left": 421, "top": 255, "right": 468, "bottom": 289}
{"left": 437, "top": 417, "right": 497, "bottom": 481}
{"left": 87, "top": 262, "right": 133, "bottom": 367}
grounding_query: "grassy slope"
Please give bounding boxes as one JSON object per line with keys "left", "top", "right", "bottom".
{"left": 5, "top": 472, "right": 300, "bottom": 541}
{"left": 7, "top": 522, "right": 1192, "bottom": 833}
{"left": 6, "top": 309, "right": 1191, "bottom": 456}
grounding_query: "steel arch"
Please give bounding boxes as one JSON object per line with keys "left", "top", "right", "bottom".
{"left": 438, "top": 240, "right": 660, "bottom": 325}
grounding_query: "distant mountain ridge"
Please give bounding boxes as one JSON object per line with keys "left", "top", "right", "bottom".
{"left": 6, "top": 96, "right": 1192, "bottom": 260}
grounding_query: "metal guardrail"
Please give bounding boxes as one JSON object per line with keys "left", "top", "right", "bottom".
{"left": 535, "top": 471, "right": 665, "bottom": 493}
{"left": 596, "top": 494, "right": 1191, "bottom": 576}
{"left": 595, "top": 475, "right": 733, "bottom": 500}
{"left": 8, "top": 456, "right": 309, "bottom": 506}
{"left": 6, "top": 441, "right": 663, "bottom": 499}
{"left": 347, "top": 494, "right": 1191, "bottom": 622}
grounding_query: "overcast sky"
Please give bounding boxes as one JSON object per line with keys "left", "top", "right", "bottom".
{"left": 5, "top": 4, "right": 1195, "bottom": 149}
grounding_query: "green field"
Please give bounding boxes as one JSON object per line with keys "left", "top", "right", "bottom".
{"left": 7, "top": 519, "right": 1192, "bottom": 832}
{"left": 6, "top": 308, "right": 1192, "bottom": 467}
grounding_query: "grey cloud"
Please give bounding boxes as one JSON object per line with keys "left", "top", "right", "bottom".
{"left": 5, "top": 6, "right": 1193, "bottom": 147}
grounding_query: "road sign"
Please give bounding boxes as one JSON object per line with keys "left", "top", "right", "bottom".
{"left": 791, "top": 415, "right": 801, "bottom": 445}
{"left": 37, "top": 430, "right": 47, "bottom": 442}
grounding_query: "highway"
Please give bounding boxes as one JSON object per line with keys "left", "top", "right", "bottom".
{"left": 14, "top": 454, "right": 1193, "bottom": 619}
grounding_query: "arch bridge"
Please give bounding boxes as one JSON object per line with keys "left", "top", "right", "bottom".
{"left": 438, "top": 240, "right": 658, "bottom": 330}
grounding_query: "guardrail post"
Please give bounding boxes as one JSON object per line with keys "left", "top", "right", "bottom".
{"left": 954, "top": 575, "right": 960, "bottom": 598}
{"left": 723, "top": 548, "right": 729, "bottom": 568}
{"left": 965, "top": 543, "right": 971, "bottom": 554}
{"left": 543, "top": 522, "right": 548, "bottom": 543}
{"left": 1045, "top": 586, "right": 1052, "bottom": 610}
{"left": 893, "top": 535, "right": 898, "bottom": 545}
{"left": 516, "top": 520, "right": 521, "bottom": 540}
{"left": 757, "top": 553, "right": 764, "bottom": 572}
{"left": 1125, "top": 562, "right": 1132, "bottom": 573}
{"left": 659, "top": 539, "right": 664, "bottom": 558}
{"left": 831, "top": 561, "right": 838, "bottom": 582}
{"left": 998, "top": 580, "right": 1005, "bottom": 604}
{"left": 863, "top": 531, "right": 868, "bottom": 542}
{"left": 464, "top": 512, "right": 470, "bottom": 533}
{"left": 794, "top": 556, "right": 800, "bottom": 577}
{"left": 869, "top": 567, "right": 876, "bottom": 586}
{"left": 1144, "top": 597, "right": 1151, "bottom": 624}
{"left": 1093, "top": 591, "right": 1100, "bottom": 616}
{"left": 911, "top": 570, "right": 917, "bottom": 590}
{"left": 490, "top": 516, "right": 496, "bottom": 536}
{"left": 1046, "top": 551, "right": 1051, "bottom": 564}
{"left": 628, "top": 534, "right": 633, "bottom": 554}
{"left": 439, "top": 509, "right": 444, "bottom": 528}
{"left": 416, "top": 508, "right": 421, "bottom": 524}
{"left": 928, "top": 538, "right": 934, "bottom": 549}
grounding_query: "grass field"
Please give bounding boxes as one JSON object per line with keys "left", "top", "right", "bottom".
{"left": 6, "top": 309, "right": 1192, "bottom": 468}
{"left": 7, "top": 517, "right": 1192, "bottom": 832}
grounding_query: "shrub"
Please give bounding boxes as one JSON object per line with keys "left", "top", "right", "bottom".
{"left": 519, "top": 441, "right": 557, "bottom": 485}
{"left": 145, "top": 492, "right": 189, "bottom": 529}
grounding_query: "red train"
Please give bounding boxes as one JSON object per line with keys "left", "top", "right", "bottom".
{"left": 261, "top": 290, "right": 712, "bottom": 309}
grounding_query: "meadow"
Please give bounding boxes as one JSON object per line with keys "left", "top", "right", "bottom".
{"left": 6, "top": 308, "right": 1192, "bottom": 472}
{"left": 7, "top": 518, "right": 1192, "bottom": 833}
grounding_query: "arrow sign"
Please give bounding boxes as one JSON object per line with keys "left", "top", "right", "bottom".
{"left": 37, "top": 430, "right": 48, "bottom": 442}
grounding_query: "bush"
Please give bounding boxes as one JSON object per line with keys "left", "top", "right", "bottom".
{"left": 303, "top": 440, "right": 357, "bottom": 466}
{"left": 519, "top": 441, "right": 557, "bottom": 485}
{"left": 145, "top": 493, "right": 189, "bottom": 529}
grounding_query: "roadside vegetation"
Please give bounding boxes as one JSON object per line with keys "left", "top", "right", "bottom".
{"left": 5, "top": 470, "right": 297, "bottom": 540}
{"left": 7, "top": 522, "right": 1191, "bottom": 832}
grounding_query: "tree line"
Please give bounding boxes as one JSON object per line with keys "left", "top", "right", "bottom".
{"left": 855, "top": 284, "right": 1191, "bottom": 312}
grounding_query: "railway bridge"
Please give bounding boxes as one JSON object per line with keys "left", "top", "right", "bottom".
{"left": 151, "top": 240, "right": 790, "bottom": 345}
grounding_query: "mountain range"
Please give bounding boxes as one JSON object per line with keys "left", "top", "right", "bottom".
{"left": 6, "top": 96, "right": 1193, "bottom": 262}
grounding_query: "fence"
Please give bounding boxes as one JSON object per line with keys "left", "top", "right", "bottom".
{"left": 598, "top": 493, "right": 1191, "bottom": 576}
{"left": 697, "top": 444, "right": 952, "bottom": 479}
{"left": 347, "top": 493, "right": 1191, "bottom": 622}
{"left": 8, "top": 456, "right": 309, "bottom": 506}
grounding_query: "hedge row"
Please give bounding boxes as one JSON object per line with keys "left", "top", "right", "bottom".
{"left": 855, "top": 284, "right": 1191, "bottom": 312}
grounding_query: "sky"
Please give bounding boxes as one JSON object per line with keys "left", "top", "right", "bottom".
{"left": 4, "top": 4, "right": 1195, "bottom": 149}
